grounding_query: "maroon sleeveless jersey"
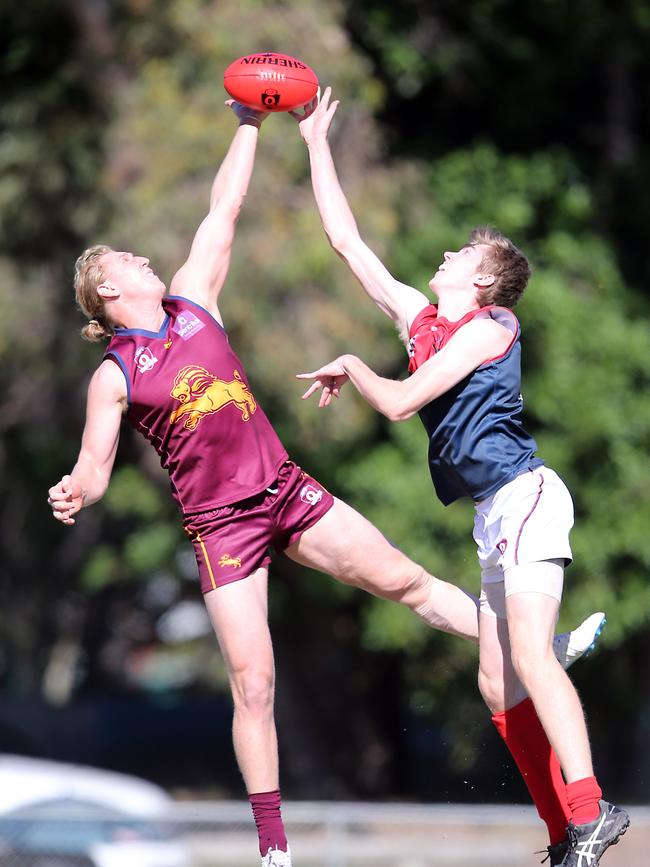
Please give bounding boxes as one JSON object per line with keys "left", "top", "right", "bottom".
{"left": 104, "top": 296, "right": 288, "bottom": 515}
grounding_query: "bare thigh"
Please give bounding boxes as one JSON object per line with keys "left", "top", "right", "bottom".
{"left": 203, "top": 566, "right": 274, "bottom": 681}
{"left": 506, "top": 589, "right": 560, "bottom": 660}
{"left": 285, "top": 497, "right": 422, "bottom": 601}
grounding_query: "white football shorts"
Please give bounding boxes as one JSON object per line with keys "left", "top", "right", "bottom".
{"left": 473, "top": 466, "right": 574, "bottom": 608}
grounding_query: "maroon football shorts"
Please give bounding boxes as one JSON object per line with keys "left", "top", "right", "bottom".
{"left": 183, "top": 460, "right": 334, "bottom": 593}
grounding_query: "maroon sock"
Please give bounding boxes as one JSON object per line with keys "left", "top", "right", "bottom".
{"left": 492, "top": 698, "right": 571, "bottom": 846}
{"left": 249, "top": 789, "right": 288, "bottom": 857}
{"left": 566, "top": 776, "right": 602, "bottom": 825}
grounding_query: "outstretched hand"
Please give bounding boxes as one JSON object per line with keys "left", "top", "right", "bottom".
{"left": 225, "top": 99, "right": 269, "bottom": 128}
{"left": 289, "top": 91, "right": 319, "bottom": 123}
{"left": 293, "top": 86, "right": 339, "bottom": 145}
{"left": 48, "top": 474, "right": 84, "bottom": 526}
{"left": 296, "top": 356, "right": 349, "bottom": 407}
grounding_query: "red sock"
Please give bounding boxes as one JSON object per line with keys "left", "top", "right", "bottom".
{"left": 249, "top": 789, "right": 288, "bottom": 857}
{"left": 565, "top": 776, "right": 602, "bottom": 825}
{"left": 492, "top": 698, "right": 570, "bottom": 846}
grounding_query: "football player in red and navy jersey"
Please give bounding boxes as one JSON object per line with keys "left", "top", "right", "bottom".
{"left": 47, "top": 99, "right": 507, "bottom": 867}
{"left": 297, "top": 88, "right": 628, "bottom": 867}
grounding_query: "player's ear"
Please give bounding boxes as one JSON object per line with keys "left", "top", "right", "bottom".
{"left": 97, "top": 281, "right": 120, "bottom": 301}
{"left": 475, "top": 272, "right": 495, "bottom": 288}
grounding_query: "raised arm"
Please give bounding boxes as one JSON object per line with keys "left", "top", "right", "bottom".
{"left": 169, "top": 102, "right": 268, "bottom": 322}
{"left": 298, "top": 88, "right": 428, "bottom": 342}
{"left": 48, "top": 360, "right": 126, "bottom": 525}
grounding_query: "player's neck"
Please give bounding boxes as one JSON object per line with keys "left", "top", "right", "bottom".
{"left": 116, "top": 298, "right": 167, "bottom": 332}
{"left": 435, "top": 293, "right": 480, "bottom": 323}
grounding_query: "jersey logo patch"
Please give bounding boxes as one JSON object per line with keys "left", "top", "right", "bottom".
{"left": 497, "top": 538, "right": 508, "bottom": 555}
{"left": 300, "top": 484, "right": 323, "bottom": 506}
{"left": 218, "top": 554, "right": 242, "bottom": 568}
{"left": 135, "top": 346, "right": 158, "bottom": 373}
{"left": 172, "top": 310, "right": 206, "bottom": 341}
{"left": 169, "top": 365, "right": 257, "bottom": 431}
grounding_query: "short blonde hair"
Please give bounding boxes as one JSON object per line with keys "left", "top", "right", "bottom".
{"left": 74, "top": 245, "right": 114, "bottom": 341}
{"left": 469, "top": 227, "right": 531, "bottom": 308}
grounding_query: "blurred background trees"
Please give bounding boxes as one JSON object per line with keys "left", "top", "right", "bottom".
{"left": 1, "top": 0, "right": 649, "bottom": 803}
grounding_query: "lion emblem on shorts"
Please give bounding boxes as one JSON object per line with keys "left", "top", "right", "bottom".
{"left": 169, "top": 365, "right": 257, "bottom": 431}
{"left": 218, "top": 554, "right": 242, "bottom": 568}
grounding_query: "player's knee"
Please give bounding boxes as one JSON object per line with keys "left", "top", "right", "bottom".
{"left": 232, "top": 667, "right": 275, "bottom": 717}
{"left": 509, "top": 641, "right": 547, "bottom": 686}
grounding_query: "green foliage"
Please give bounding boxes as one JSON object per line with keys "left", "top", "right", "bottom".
{"left": 82, "top": 545, "right": 120, "bottom": 591}
{"left": 123, "top": 523, "right": 181, "bottom": 575}
{"left": 361, "top": 598, "right": 430, "bottom": 654}
{"left": 104, "top": 467, "right": 165, "bottom": 520}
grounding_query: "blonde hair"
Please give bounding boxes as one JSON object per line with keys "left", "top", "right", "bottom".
{"left": 74, "top": 244, "right": 114, "bottom": 342}
{"left": 469, "top": 227, "right": 531, "bottom": 308}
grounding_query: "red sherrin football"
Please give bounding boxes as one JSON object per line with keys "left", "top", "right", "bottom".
{"left": 223, "top": 52, "right": 319, "bottom": 113}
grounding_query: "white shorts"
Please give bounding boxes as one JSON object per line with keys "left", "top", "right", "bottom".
{"left": 473, "top": 466, "right": 574, "bottom": 586}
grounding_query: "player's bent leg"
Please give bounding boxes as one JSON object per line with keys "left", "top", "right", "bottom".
{"left": 203, "top": 567, "right": 279, "bottom": 793}
{"left": 285, "top": 496, "right": 480, "bottom": 643}
{"left": 504, "top": 566, "right": 594, "bottom": 785}
{"left": 478, "top": 587, "right": 572, "bottom": 848}
{"left": 287, "top": 497, "right": 600, "bottom": 662}
{"left": 477, "top": 589, "right": 524, "bottom": 711}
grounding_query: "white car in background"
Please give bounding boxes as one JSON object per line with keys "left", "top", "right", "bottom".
{"left": 0, "top": 755, "right": 191, "bottom": 867}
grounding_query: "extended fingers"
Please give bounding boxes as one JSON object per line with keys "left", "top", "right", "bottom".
{"left": 319, "top": 384, "right": 335, "bottom": 408}
{"left": 301, "top": 381, "right": 322, "bottom": 400}
{"left": 299, "top": 379, "right": 340, "bottom": 408}
{"left": 326, "top": 99, "right": 340, "bottom": 122}
{"left": 292, "top": 86, "right": 335, "bottom": 122}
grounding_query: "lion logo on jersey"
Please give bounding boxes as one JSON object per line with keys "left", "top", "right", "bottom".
{"left": 169, "top": 365, "right": 257, "bottom": 431}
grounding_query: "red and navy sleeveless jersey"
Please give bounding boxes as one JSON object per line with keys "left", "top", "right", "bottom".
{"left": 104, "top": 296, "right": 287, "bottom": 516}
{"left": 407, "top": 304, "right": 543, "bottom": 506}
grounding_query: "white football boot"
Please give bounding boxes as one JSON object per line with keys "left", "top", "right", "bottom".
{"left": 554, "top": 612, "right": 606, "bottom": 669}
{"left": 261, "top": 846, "right": 292, "bottom": 867}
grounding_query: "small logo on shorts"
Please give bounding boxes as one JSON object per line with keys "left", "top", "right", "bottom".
{"left": 218, "top": 554, "right": 242, "bottom": 568}
{"left": 300, "top": 484, "right": 323, "bottom": 506}
{"left": 497, "top": 538, "right": 508, "bottom": 555}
